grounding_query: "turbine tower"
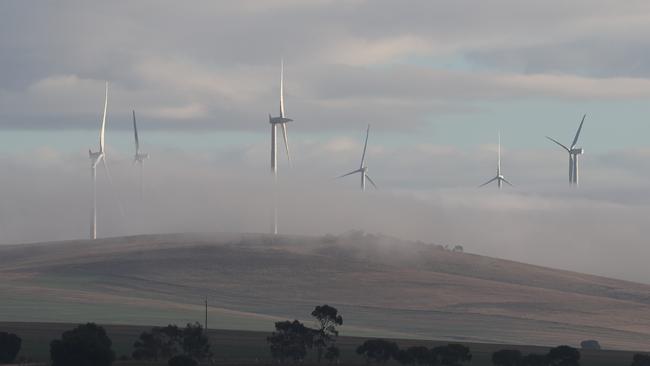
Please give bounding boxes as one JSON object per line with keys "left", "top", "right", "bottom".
{"left": 479, "top": 132, "right": 513, "bottom": 189}
{"left": 338, "top": 124, "right": 378, "bottom": 191}
{"left": 268, "top": 60, "right": 292, "bottom": 234}
{"left": 546, "top": 114, "right": 586, "bottom": 186}
{"left": 132, "top": 110, "right": 149, "bottom": 199}
{"left": 88, "top": 82, "right": 110, "bottom": 240}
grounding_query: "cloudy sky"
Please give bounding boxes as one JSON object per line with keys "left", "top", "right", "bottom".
{"left": 2, "top": 1, "right": 650, "bottom": 283}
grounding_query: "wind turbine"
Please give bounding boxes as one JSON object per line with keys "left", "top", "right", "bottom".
{"left": 88, "top": 82, "right": 112, "bottom": 240}
{"left": 546, "top": 114, "right": 586, "bottom": 186}
{"left": 268, "top": 60, "right": 293, "bottom": 235}
{"left": 479, "top": 132, "right": 512, "bottom": 189}
{"left": 338, "top": 124, "right": 378, "bottom": 191}
{"left": 132, "top": 110, "right": 149, "bottom": 199}
{"left": 268, "top": 59, "right": 292, "bottom": 177}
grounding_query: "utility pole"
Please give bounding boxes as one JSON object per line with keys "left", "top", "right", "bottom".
{"left": 204, "top": 297, "right": 208, "bottom": 333}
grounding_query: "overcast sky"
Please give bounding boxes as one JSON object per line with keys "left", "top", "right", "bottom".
{"left": 2, "top": 1, "right": 650, "bottom": 283}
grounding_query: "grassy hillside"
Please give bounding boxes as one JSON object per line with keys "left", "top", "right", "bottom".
{"left": 1, "top": 232, "right": 650, "bottom": 351}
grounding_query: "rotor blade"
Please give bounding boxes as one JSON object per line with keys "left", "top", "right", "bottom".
{"left": 281, "top": 122, "right": 291, "bottom": 165}
{"left": 365, "top": 174, "right": 378, "bottom": 189}
{"left": 337, "top": 168, "right": 362, "bottom": 179}
{"left": 100, "top": 82, "right": 108, "bottom": 153}
{"left": 101, "top": 157, "right": 125, "bottom": 218}
{"left": 545, "top": 136, "right": 570, "bottom": 152}
{"left": 571, "top": 114, "right": 586, "bottom": 148}
{"left": 497, "top": 131, "right": 501, "bottom": 174}
{"left": 501, "top": 177, "right": 514, "bottom": 187}
{"left": 279, "top": 59, "right": 285, "bottom": 118}
{"left": 478, "top": 176, "right": 498, "bottom": 188}
{"left": 360, "top": 124, "right": 370, "bottom": 168}
{"left": 133, "top": 110, "right": 140, "bottom": 154}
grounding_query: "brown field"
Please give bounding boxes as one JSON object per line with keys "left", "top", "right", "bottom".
{"left": 1, "top": 232, "right": 650, "bottom": 352}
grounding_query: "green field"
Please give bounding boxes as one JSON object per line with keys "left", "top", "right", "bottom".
{"left": 0, "top": 321, "right": 641, "bottom": 366}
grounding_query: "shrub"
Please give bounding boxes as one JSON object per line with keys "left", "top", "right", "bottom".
{"left": 50, "top": 323, "right": 115, "bottom": 366}
{"left": 356, "top": 339, "right": 399, "bottom": 364}
{"left": 168, "top": 354, "right": 198, "bottom": 366}
{"left": 492, "top": 349, "right": 523, "bottom": 366}
{"left": 0, "top": 332, "right": 22, "bottom": 364}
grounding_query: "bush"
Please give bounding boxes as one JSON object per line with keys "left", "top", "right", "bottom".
{"left": 50, "top": 323, "right": 115, "bottom": 366}
{"left": 356, "top": 339, "right": 399, "bottom": 364}
{"left": 324, "top": 346, "right": 340, "bottom": 364}
{"left": 521, "top": 353, "right": 548, "bottom": 366}
{"left": 168, "top": 354, "right": 198, "bottom": 366}
{"left": 0, "top": 332, "right": 22, "bottom": 364}
{"left": 181, "top": 322, "right": 211, "bottom": 361}
{"left": 492, "top": 349, "right": 523, "bottom": 366}
{"left": 433, "top": 344, "right": 472, "bottom": 366}
{"left": 579, "top": 340, "right": 600, "bottom": 350}
{"left": 547, "top": 345, "right": 580, "bottom": 366}
{"left": 632, "top": 354, "right": 650, "bottom": 366}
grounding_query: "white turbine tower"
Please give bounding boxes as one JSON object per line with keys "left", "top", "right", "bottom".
{"left": 88, "top": 82, "right": 111, "bottom": 240}
{"left": 132, "top": 110, "right": 149, "bottom": 200}
{"left": 338, "top": 124, "right": 378, "bottom": 191}
{"left": 268, "top": 60, "right": 292, "bottom": 234}
{"left": 546, "top": 114, "right": 586, "bottom": 186}
{"left": 479, "top": 132, "right": 513, "bottom": 189}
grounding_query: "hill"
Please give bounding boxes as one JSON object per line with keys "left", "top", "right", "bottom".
{"left": 1, "top": 232, "right": 650, "bottom": 351}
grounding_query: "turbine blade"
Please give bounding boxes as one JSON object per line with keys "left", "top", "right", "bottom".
{"left": 571, "top": 114, "right": 586, "bottom": 148}
{"left": 281, "top": 122, "right": 291, "bottom": 165}
{"left": 133, "top": 110, "right": 140, "bottom": 154}
{"left": 501, "top": 177, "right": 514, "bottom": 187}
{"left": 497, "top": 131, "right": 501, "bottom": 175}
{"left": 545, "top": 136, "right": 570, "bottom": 152}
{"left": 360, "top": 124, "right": 370, "bottom": 168}
{"left": 280, "top": 59, "right": 285, "bottom": 118}
{"left": 100, "top": 82, "right": 108, "bottom": 153}
{"left": 365, "top": 174, "right": 378, "bottom": 189}
{"left": 479, "top": 176, "right": 498, "bottom": 188}
{"left": 337, "top": 168, "right": 362, "bottom": 179}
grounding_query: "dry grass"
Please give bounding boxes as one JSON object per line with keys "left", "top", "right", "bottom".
{"left": 1, "top": 232, "right": 650, "bottom": 350}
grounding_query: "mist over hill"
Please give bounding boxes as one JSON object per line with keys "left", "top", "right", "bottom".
{"left": 2, "top": 231, "right": 650, "bottom": 351}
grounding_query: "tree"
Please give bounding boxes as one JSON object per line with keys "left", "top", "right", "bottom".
{"left": 398, "top": 346, "right": 433, "bottom": 366}
{"left": 632, "top": 354, "right": 650, "bottom": 366}
{"left": 50, "top": 323, "right": 115, "bottom": 366}
{"left": 133, "top": 324, "right": 182, "bottom": 361}
{"left": 547, "top": 345, "right": 580, "bottom": 366}
{"left": 579, "top": 340, "right": 600, "bottom": 350}
{"left": 181, "top": 322, "right": 211, "bottom": 361}
{"left": 169, "top": 354, "right": 198, "bottom": 366}
{"left": 324, "top": 346, "right": 340, "bottom": 364}
{"left": 0, "top": 332, "right": 21, "bottom": 364}
{"left": 432, "top": 344, "right": 471, "bottom": 366}
{"left": 267, "top": 320, "right": 314, "bottom": 363}
{"left": 521, "top": 354, "right": 549, "bottom": 366}
{"left": 312, "top": 305, "right": 343, "bottom": 363}
{"left": 356, "top": 339, "right": 399, "bottom": 364}
{"left": 492, "top": 349, "right": 523, "bottom": 366}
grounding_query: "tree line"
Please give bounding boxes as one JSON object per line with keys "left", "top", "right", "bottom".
{"left": 3, "top": 309, "right": 650, "bottom": 365}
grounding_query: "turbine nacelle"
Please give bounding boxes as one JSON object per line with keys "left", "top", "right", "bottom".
{"left": 89, "top": 150, "right": 103, "bottom": 167}
{"left": 571, "top": 147, "right": 584, "bottom": 155}
{"left": 134, "top": 153, "right": 149, "bottom": 163}
{"left": 269, "top": 116, "right": 293, "bottom": 124}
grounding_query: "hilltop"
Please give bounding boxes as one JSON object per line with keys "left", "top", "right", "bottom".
{"left": 1, "top": 232, "right": 650, "bottom": 350}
